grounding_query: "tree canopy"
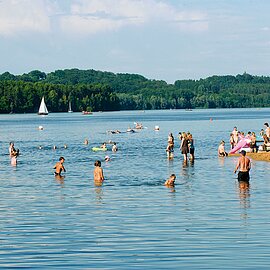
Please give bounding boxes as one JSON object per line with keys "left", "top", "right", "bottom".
{"left": 0, "top": 69, "right": 269, "bottom": 113}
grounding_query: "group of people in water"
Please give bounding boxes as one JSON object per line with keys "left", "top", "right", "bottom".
{"left": 218, "top": 122, "right": 270, "bottom": 189}
{"left": 166, "top": 132, "right": 195, "bottom": 162}
{"left": 8, "top": 121, "right": 270, "bottom": 189}
{"left": 218, "top": 122, "right": 270, "bottom": 157}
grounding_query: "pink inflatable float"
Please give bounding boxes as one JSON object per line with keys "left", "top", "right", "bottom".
{"left": 229, "top": 138, "right": 250, "bottom": 154}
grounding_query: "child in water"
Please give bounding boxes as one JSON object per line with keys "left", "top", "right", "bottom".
{"left": 94, "top": 160, "right": 104, "bottom": 183}
{"left": 164, "top": 174, "right": 176, "bottom": 187}
{"left": 218, "top": 141, "right": 228, "bottom": 157}
{"left": 54, "top": 157, "right": 66, "bottom": 176}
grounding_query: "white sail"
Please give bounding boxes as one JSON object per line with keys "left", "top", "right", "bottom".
{"left": 38, "top": 97, "right": 48, "bottom": 115}
{"left": 68, "top": 101, "right": 73, "bottom": 113}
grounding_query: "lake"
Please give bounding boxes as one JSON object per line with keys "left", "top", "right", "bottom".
{"left": 0, "top": 108, "right": 270, "bottom": 269}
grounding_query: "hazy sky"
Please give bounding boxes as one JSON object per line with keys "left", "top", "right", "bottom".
{"left": 0, "top": 0, "right": 270, "bottom": 83}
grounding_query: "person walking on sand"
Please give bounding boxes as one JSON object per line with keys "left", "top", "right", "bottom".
{"left": 94, "top": 160, "right": 104, "bottom": 183}
{"left": 54, "top": 157, "right": 66, "bottom": 176}
{"left": 234, "top": 150, "right": 251, "bottom": 183}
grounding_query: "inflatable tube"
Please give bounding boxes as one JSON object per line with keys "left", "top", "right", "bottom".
{"left": 92, "top": 147, "right": 107, "bottom": 152}
{"left": 229, "top": 140, "right": 248, "bottom": 154}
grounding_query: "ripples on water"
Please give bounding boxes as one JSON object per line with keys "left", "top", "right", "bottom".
{"left": 0, "top": 108, "right": 270, "bottom": 269}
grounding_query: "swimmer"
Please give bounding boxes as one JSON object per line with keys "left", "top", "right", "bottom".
{"left": 84, "top": 139, "right": 89, "bottom": 145}
{"left": 54, "top": 157, "right": 66, "bottom": 176}
{"left": 38, "top": 145, "right": 43, "bottom": 150}
{"left": 112, "top": 142, "right": 118, "bottom": 152}
{"left": 105, "top": 155, "right": 111, "bottom": 162}
{"left": 164, "top": 174, "right": 176, "bottom": 187}
{"left": 94, "top": 160, "right": 104, "bottom": 182}
{"left": 100, "top": 142, "right": 107, "bottom": 149}
{"left": 53, "top": 145, "right": 57, "bottom": 150}
{"left": 64, "top": 144, "right": 68, "bottom": 149}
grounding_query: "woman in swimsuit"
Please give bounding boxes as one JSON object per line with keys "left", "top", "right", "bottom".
{"left": 180, "top": 132, "right": 189, "bottom": 161}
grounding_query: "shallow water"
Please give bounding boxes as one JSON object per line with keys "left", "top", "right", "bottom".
{"left": 0, "top": 108, "right": 270, "bottom": 269}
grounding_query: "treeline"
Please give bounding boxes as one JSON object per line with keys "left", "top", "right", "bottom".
{"left": 0, "top": 80, "right": 119, "bottom": 113}
{"left": 0, "top": 69, "right": 269, "bottom": 113}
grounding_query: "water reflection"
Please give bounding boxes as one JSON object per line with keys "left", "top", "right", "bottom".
{"left": 238, "top": 181, "right": 250, "bottom": 210}
{"left": 94, "top": 186, "right": 104, "bottom": 203}
{"left": 218, "top": 156, "right": 225, "bottom": 166}
{"left": 55, "top": 175, "right": 65, "bottom": 184}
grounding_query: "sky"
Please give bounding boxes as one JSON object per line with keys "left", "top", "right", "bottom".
{"left": 0, "top": 0, "right": 270, "bottom": 83}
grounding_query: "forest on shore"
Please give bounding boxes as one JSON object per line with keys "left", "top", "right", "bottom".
{"left": 0, "top": 69, "right": 269, "bottom": 113}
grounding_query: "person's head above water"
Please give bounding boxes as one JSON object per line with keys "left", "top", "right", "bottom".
{"left": 264, "top": 122, "right": 269, "bottom": 127}
{"left": 59, "top": 156, "right": 65, "bottom": 162}
{"left": 95, "top": 160, "right": 101, "bottom": 167}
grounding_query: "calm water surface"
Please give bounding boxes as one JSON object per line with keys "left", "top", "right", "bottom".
{"left": 0, "top": 108, "right": 270, "bottom": 269}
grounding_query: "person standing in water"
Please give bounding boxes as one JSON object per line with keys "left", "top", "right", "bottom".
{"left": 232, "top": 126, "right": 238, "bottom": 146}
{"left": 234, "top": 150, "right": 251, "bottom": 185}
{"left": 188, "top": 133, "right": 195, "bottom": 161}
{"left": 168, "top": 133, "right": 174, "bottom": 149}
{"left": 180, "top": 132, "right": 189, "bottom": 162}
{"left": 166, "top": 143, "right": 174, "bottom": 160}
{"left": 94, "top": 160, "right": 104, "bottom": 183}
{"left": 112, "top": 142, "right": 118, "bottom": 152}
{"left": 54, "top": 157, "right": 66, "bottom": 176}
{"left": 9, "top": 142, "right": 19, "bottom": 166}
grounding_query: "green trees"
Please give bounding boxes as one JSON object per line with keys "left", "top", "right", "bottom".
{"left": 0, "top": 69, "right": 269, "bottom": 113}
{"left": 0, "top": 80, "right": 119, "bottom": 113}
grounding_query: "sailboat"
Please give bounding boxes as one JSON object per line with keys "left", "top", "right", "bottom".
{"left": 38, "top": 96, "right": 48, "bottom": 115}
{"left": 68, "top": 101, "right": 73, "bottom": 113}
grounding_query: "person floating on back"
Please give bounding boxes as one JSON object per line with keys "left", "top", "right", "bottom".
{"left": 54, "top": 157, "right": 66, "bottom": 177}
{"left": 164, "top": 174, "right": 176, "bottom": 187}
{"left": 94, "top": 160, "right": 104, "bottom": 184}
